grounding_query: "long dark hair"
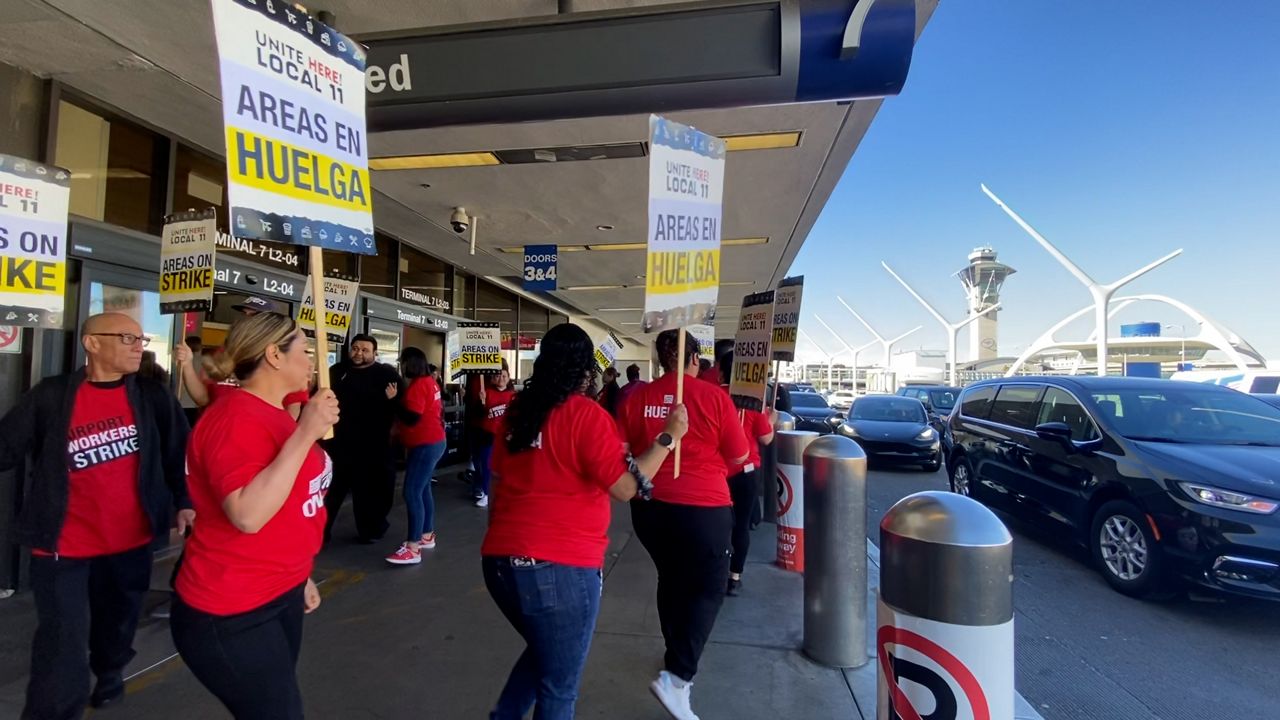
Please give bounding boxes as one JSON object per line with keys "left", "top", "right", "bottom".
{"left": 506, "top": 323, "right": 597, "bottom": 453}
{"left": 400, "top": 347, "right": 428, "bottom": 380}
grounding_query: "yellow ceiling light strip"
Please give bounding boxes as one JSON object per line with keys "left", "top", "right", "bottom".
{"left": 722, "top": 237, "right": 770, "bottom": 246}
{"left": 722, "top": 132, "right": 802, "bottom": 152}
{"left": 369, "top": 152, "right": 500, "bottom": 170}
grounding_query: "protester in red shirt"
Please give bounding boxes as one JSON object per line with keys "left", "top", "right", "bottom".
{"left": 616, "top": 329, "right": 750, "bottom": 720}
{"left": 473, "top": 364, "right": 515, "bottom": 508}
{"left": 386, "top": 348, "right": 448, "bottom": 565}
{"left": 171, "top": 312, "right": 339, "bottom": 720}
{"left": 717, "top": 351, "right": 777, "bottom": 596}
{"left": 482, "top": 323, "right": 687, "bottom": 720}
{"left": 0, "top": 313, "right": 191, "bottom": 717}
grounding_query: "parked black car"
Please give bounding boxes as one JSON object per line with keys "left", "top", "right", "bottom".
{"left": 948, "top": 376, "right": 1280, "bottom": 601}
{"left": 787, "top": 391, "right": 842, "bottom": 434}
{"left": 836, "top": 395, "right": 941, "bottom": 471}
{"left": 897, "top": 385, "right": 962, "bottom": 455}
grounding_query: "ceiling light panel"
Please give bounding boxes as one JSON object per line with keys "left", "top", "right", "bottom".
{"left": 722, "top": 132, "right": 802, "bottom": 152}
{"left": 369, "top": 152, "right": 500, "bottom": 170}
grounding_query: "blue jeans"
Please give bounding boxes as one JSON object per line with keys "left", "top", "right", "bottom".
{"left": 482, "top": 557, "right": 602, "bottom": 720}
{"left": 404, "top": 441, "right": 446, "bottom": 540}
{"left": 473, "top": 442, "right": 493, "bottom": 498}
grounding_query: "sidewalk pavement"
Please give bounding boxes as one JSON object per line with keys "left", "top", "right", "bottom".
{"left": 0, "top": 468, "right": 1045, "bottom": 719}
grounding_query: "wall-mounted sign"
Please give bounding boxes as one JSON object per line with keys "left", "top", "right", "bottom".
{"left": 0, "top": 153, "right": 71, "bottom": 329}
{"left": 522, "top": 245, "right": 558, "bottom": 291}
{"left": 642, "top": 115, "right": 725, "bottom": 333}
{"left": 211, "top": 0, "right": 375, "bottom": 254}
{"left": 364, "top": 295, "right": 453, "bottom": 332}
{"left": 771, "top": 275, "right": 804, "bottom": 362}
{"left": 215, "top": 230, "right": 302, "bottom": 271}
{"left": 214, "top": 257, "right": 303, "bottom": 302}
{"left": 0, "top": 325, "right": 21, "bottom": 354}
{"left": 399, "top": 286, "right": 451, "bottom": 312}
{"left": 159, "top": 208, "right": 217, "bottom": 314}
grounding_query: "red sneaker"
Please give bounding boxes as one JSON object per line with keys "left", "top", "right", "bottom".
{"left": 385, "top": 543, "right": 421, "bottom": 565}
{"left": 419, "top": 533, "right": 437, "bottom": 550}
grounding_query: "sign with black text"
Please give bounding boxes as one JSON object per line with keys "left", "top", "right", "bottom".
{"left": 594, "top": 332, "right": 624, "bottom": 371}
{"left": 729, "top": 290, "right": 775, "bottom": 411}
{"left": 296, "top": 275, "right": 359, "bottom": 343}
{"left": 211, "top": 0, "right": 375, "bottom": 254}
{"left": 772, "top": 275, "right": 803, "bottom": 362}
{"left": 690, "top": 323, "right": 715, "bottom": 364}
{"left": 453, "top": 321, "right": 502, "bottom": 377}
{"left": 0, "top": 154, "right": 70, "bottom": 328}
{"left": 159, "top": 209, "right": 218, "bottom": 313}
{"left": 522, "top": 245, "right": 558, "bottom": 291}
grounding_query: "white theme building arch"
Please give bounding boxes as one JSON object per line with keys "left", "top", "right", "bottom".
{"left": 1005, "top": 294, "right": 1265, "bottom": 377}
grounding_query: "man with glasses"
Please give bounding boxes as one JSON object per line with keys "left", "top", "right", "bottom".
{"left": 0, "top": 312, "right": 193, "bottom": 719}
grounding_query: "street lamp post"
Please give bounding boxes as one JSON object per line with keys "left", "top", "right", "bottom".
{"left": 799, "top": 328, "right": 850, "bottom": 392}
{"left": 882, "top": 262, "right": 1000, "bottom": 387}
{"left": 813, "top": 315, "right": 879, "bottom": 396}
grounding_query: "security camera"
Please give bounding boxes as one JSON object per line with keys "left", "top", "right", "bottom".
{"left": 450, "top": 207, "right": 470, "bottom": 234}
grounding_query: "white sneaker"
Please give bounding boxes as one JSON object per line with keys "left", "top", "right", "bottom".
{"left": 649, "top": 671, "right": 699, "bottom": 720}
{"left": 475, "top": 494, "right": 489, "bottom": 508}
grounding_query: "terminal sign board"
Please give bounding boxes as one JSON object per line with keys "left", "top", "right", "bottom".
{"left": 211, "top": 0, "right": 375, "bottom": 255}
{"left": 0, "top": 154, "right": 70, "bottom": 329}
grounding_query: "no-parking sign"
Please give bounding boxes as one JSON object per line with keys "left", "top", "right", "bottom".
{"left": 0, "top": 325, "right": 20, "bottom": 354}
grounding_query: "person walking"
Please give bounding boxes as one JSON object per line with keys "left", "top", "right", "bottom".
{"left": 385, "top": 348, "right": 448, "bottom": 565}
{"left": 323, "top": 333, "right": 402, "bottom": 543}
{"left": 617, "top": 363, "right": 647, "bottom": 409}
{"left": 717, "top": 351, "right": 775, "bottom": 596}
{"left": 0, "top": 312, "right": 192, "bottom": 719}
{"left": 598, "top": 366, "right": 622, "bottom": 416}
{"left": 170, "top": 311, "right": 338, "bottom": 720}
{"left": 474, "top": 364, "right": 515, "bottom": 508}
{"left": 482, "top": 323, "right": 688, "bottom": 720}
{"left": 616, "top": 329, "right": 750, "bottom": 720}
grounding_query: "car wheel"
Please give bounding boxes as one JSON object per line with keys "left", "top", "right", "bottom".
{"left": 1090, "top": 500, "right": 1167, "bottom": 599}
{"left": 948, "top": 456, "right": 975, "bottom": 497}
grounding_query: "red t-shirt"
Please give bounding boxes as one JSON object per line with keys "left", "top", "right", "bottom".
{"left": 483, "top": 395, "right": 627, "bottom": 568}
{"left": 483, "top": 387, "right": 516, "bottom": 436}
{"left": 719, "top": 384, "right": 771, "bottom": 473}
{"left": 617, "top": 372, "right": 750, "bottom": 507}
{"left": 56, "top": 381, "right": 151, "bottom": 558}
{"left": 206, "top": 377, "right": 308, "bottom": 409}
{"left": 176, "top": 389, "right": 331, "bottom": 616}
{"left": 400, "top": 376, "right": 445, "bottom": 447}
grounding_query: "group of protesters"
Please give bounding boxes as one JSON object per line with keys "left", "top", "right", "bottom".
{"left": 0, "top": 304, "right": 774, "bottom": 720}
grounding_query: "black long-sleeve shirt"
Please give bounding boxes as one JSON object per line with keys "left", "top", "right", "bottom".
{"left": 328, "top": 361, "right": 403, "bottom": 452}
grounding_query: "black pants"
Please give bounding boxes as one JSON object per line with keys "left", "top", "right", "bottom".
{"left": 324, "top": 445, "right": 394, "bottom": 541}
{"left": 630, "top": 500, "right": 733, "bottom": 682}
{"left": 23, "top": 545, "right": 152, "bottom": 720}
{"left": 170, "top": 584, "right": 306, "bottom": 720}
{"left": 728, "top": 468, "right": 758, "bottom": 575}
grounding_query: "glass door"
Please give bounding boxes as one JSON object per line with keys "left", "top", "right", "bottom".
{"left": 77, "top": 263, "right": 177, "bottom": 383}
{"left": 367, "top": 318, "right": 403, "bottom": 368}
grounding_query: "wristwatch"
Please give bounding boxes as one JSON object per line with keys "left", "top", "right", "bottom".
{"left": 656, "top": 432, "right": 675, "bottom": 450}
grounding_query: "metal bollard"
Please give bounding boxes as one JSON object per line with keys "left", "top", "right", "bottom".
{"left": 774, "top": 428, "right": 817, "bottom": 572}
{"left": 877, "top": 491, "right": 1014, "bottom": 720}
{"left": 761, "top": 411, "right": 795, "bottom": 524}
{"left": 801, "top": 435, "right": 868, "bottom": 668}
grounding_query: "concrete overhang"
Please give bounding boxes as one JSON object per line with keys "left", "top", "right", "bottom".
{"left": 0, "top": 0, "right": 939, "bottom": 344}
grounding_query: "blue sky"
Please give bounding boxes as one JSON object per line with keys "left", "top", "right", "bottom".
{"left": 790, "top": 1, "right": 1280, "bottom": 366}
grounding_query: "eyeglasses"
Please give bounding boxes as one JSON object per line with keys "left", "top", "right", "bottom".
{"left": 91, "top": 333, "right": 151, "bottom": 347}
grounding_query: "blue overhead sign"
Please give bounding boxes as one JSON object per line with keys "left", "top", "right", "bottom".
{"left": 523, "top": 245, "right": 558, "bottom": 291}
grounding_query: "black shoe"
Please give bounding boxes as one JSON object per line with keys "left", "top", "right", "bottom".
{"left": 726, "top": 578, "right": 742, "bottom": 597}
{"left": 90, "top": 674, "right": 125, "bottom": 709}
{"left": 356, "top": 536, "right": 380, "bottom": 545}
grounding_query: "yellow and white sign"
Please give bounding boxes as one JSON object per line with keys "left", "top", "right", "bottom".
{"left": 0, "top": 154, "right": 70, "bottom": 329}
{"left": 690, "top": 324, "right": 716, "bottom": 364}
{"left": 729, "top": 290, "right": 775, "bottom": 411}
{"left": 772, "top": 276, "right": 804, "bottom": 362}
{"left": 211, "top": 0, "right": 374, "bottom": 255}
{"left": 642, "top": 115, "right": 726, "bottom": 333}
{"left": 160, "top": 209, "right": 217, "bottom": 314}
{"left": 455, "top": 322, "right": 503, "bottom": 376}
{"left": 594, "top": 332, "right": 624, "bottom": 371}
{"left": 296, "top": 275, "right": 358, "bottom": 343}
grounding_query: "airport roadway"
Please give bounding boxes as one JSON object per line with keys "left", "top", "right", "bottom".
{"left": 864, "top": 466, "right": 1277, "bottom": 720}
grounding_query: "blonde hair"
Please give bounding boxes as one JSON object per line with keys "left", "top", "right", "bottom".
{"left": 209, "top": 312, "right": 299, "bottom": 381}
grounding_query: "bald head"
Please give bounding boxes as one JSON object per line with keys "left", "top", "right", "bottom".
{"left": 82, "top": 312, "right": 146, "bottom": 380}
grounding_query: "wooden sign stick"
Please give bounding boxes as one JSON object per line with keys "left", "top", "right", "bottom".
{"left": 674, "top": 328, "right": 684, "bottom": 478}
{"left": 308, "top": 246, "right": 333, "bottom": 440}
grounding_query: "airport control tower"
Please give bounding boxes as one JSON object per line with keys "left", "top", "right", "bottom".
{"left": 955, "top": 247, "right": 1015, "bottom": 362}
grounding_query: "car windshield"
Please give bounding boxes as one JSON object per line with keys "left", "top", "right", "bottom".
{"left": 851, "top": 397, "right": 926, "bottom": 423}
{"left": 790, "top": 393, "right": 830, "bottom": 409}
{"left": 1092, "top": 387, "right": 1280, "bottom": 446}
{"left": 927, "top": 390, "right": 959, "bottom": 412}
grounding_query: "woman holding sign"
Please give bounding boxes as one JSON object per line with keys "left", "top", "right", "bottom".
{"left": 482, "top": 323, "right": 687, "bottom": 720}
{"left": 474, "top": 364, "right": 515, "bottom": 509}
{"left": 171, "top": 312, "right": 338, "bottom": 720}
{"left": 616, "top": 329, "right": 750, "bottom": 720}
{"left": 717, "top": 351, "right": 776, "bottom": 596}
